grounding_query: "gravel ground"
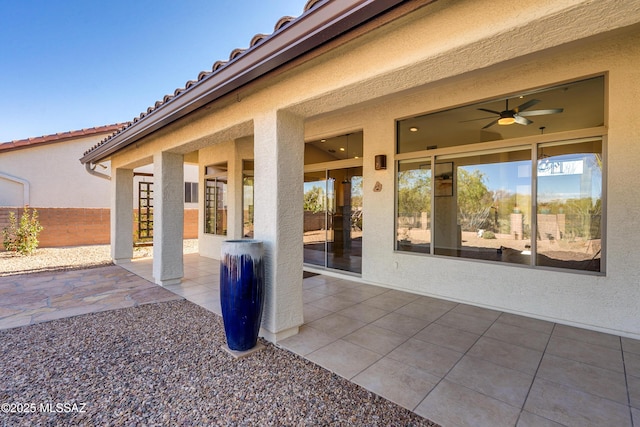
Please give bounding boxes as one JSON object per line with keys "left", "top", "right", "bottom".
{"left": 0, "top": 240, "right": 199, "bottom": 276}
{"left": 0, "top": 300, "right": 437, "bottom": 426}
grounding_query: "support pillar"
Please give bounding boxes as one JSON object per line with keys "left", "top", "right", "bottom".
{"left": 254, "top": 110, "right": 304, "bottom": 342}
{"left": 111, "top": 168, "right": 133, "bottom": 264}
{"left": 152, "top": 151, "right": 184, "bottom": 286}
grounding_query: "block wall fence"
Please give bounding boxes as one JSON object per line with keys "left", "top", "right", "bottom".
{"left": 0, "top": 208, "right": 198, "bottom": 248}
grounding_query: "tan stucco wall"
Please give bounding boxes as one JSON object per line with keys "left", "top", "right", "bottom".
{"left": 106, "top": 0, "right": 640, "bottom": 337}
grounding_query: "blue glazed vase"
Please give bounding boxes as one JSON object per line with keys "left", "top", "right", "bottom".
{"left": 220, "top": 240, "right": 265, "bottom": 351}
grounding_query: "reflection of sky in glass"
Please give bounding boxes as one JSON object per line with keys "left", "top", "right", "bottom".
{"left": 463, "top": 154, "right": 601, "bottom": 203}
{"left": 464, "top": 161, "right": 531, "bottom": 197}
{"left": 537, "top": 154, "right": 601, "bottom": 203}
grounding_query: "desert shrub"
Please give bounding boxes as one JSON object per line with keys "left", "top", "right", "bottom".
{"left": 2, "top": 207, "right": 44, "bottom": 255}
{"left": 482, "top": 230, "right": 496, "bottom": 239}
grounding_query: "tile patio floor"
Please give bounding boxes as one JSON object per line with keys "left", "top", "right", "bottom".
{"left": 2, "top": 253, "right": 639, "bottom": 426}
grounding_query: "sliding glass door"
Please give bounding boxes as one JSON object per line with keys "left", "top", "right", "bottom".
{"left": 303, "top": 167, "right": 362, "bottom": 274}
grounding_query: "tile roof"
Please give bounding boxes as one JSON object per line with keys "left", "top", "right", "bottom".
{"left": 0, "top": 123, "right": 128, "bottom": 154}
{"left": 82, "top": 0, "right": 323, "bottom": 160}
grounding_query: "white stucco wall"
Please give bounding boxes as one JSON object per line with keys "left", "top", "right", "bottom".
{"left": 105, "top": 0, "right": 640, "bottom": 337}
{"left": 0, "top": 135, "right": 112, "bottom": 207}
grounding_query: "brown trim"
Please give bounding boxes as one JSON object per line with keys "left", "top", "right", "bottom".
{"left": 0, "top": 124, "right": 125, "bottom": 154}
{"left": 80, "top": 0, "right": 437, "bottom": 165}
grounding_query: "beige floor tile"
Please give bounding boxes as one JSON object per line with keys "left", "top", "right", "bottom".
{"left": 624, "top": 351, "right": 640, "bottom": 377}
{"left": 344, "top": 324, "right": 408, "bottom": 355}
{"left": 415, "top": 295, "right": 458, "bottom": 310}
{"left": 516, "top": 411, "right": 565, "bottom": 427}
{"left": 303, "top": 304, "right": 332, "bottom": 323}
{"left": 371, "top": 312, "right": 431, "bottom": 337}
{"left": 546, "top": 334, "right": 624, "bottom": 373}
{"left": 414, "top": 322, "right": 480, "bottom": 353}
{"left": 362, "top": 293, "right": 414, "bottom": 311}
{"left": 183, "top": 293, "right": 220, "bottom": 309}
{"left": 451, "top": 303, "right": 502, "bottom": 321}
{"left": 278, "top": 325, "right": 336, "bottom": 356}
{"left": 632, "top": 407, "right": 640, "bottom": 425}
{"left": 302, "top": 289, "right": 326, "bottom": 304}
{"left": 308, "top": 295, "right": 357, "bottom": 312}
{"left": 622, "top": 337, "right": 640, "bottom": 355}
{"left": 302, "top": 275, "right": 340, "bottom": 288}
{"left": 333, "top": 287, "right": 383, "bottom": 303}
{"left": 537, "top": 354, "right": 628, "bottom": 404}
{"left": 628, "top": 374, "right": 640, "bottom": 409}
{"left": 384, "top": 289, "right": 421, "bottom": 302}
{"left": 387, "top": 338, "right": 462, "bottom": 377}
{"left": 497, "top": 313, "right": 555, "bottom": 334}
{"left": 353, "top": 357, "right": 439, "bottom": 411}
{"left": 307, "top": 282, "right": 348, "bottom": 296}
{"left": 336, "top": 303, "right": 389, "bottom": 323}
{"left": 484, "top": 321, "right": 550, "bottom": 351}
{"left": 196, "top": 299, "right": 221, "bottom": 315}
{"left": 307, "top": 313, "right": 366, "bottom": 339}
{"left": 524, "top": 377, "right": 631, "bottom": 427}
{"left": 435, "top": 311, "right": 495, "bottom": 335}
{"left": 553, "top": 324, "right": 621, "bottom": 349}
{"left": 306, "top": 339, "right": 381, "bottom": 379}
{"left": 415, "top": 380, "right": 520, "bottom": 427}
{"left": 394, "top": 300, "right": 451, "bottom": 322}
{"left": 468, "top": 336, "right": 543, "bottom": 375}
{"left": 446, "top": 355, "right": 534, "bottom": 407}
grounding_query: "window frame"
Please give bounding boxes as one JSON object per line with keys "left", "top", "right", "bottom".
{"left": 204, "top": 163, "right": 228, "bottom": 236}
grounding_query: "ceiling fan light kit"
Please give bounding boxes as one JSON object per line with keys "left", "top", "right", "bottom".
{"left": 479, "top": 98, "right": 563, "bottom": 129}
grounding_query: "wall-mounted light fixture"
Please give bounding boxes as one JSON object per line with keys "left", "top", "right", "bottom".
{"left": 375, "top": 154, "right": 387, "bottom": 170}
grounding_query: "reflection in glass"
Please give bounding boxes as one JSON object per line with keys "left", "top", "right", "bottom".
{"left": 536, "top": 139, "right": 602, "bottom": 272}
{"left": 433, "top": 150, "right": 532, "bottom": 264}
{"left": 303, "top": 171, "right": 328, "bottom": 268}
{"left": 243, "top": 160, "right": 254, "bottom": 238}
{"left": 303, "top": 167, "right": 362, "bottom": 274}
{"left": 327, "top": 168, "right": 362, "bottom": 273}
{"left": 205, "top": 177, "right": 227, "bottom": 235}
{"left": 397, "top": 159, "right": 431, "bottom": 253}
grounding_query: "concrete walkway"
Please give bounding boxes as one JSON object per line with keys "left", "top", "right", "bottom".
{"left": 2, "top": 254, "right": 639, "bottom": 426}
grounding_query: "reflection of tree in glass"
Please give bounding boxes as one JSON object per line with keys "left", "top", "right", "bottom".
{"left": 304, "top": 185, "right": 325, "bottom": 213}
{"left": 397, "top": 169, "right": 431, "bottom": 217}
{"left": 457, "top": 168, "right": 494, "bottom": 232}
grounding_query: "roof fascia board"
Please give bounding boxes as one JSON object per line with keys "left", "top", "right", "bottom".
{"left": 80, "top": 0, "right": 404, "bottom": 164}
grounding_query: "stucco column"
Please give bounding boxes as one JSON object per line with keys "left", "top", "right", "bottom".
{"left": 152, "top": 151, "right": 184, "bottom": 286}
{"left": 111, "top": 168, "right": 134, "bottom": 264}
{"left": 254, "top": 110, "right": 304, "bottom": 342}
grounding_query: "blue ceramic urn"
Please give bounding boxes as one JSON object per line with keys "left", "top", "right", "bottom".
{"left": 220, "top": 240, "right": 265, "bottom": 351}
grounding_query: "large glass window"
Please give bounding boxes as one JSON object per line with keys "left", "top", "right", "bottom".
{"left": 433, "top": 149, "right": 532, "bottom": 265}
{"left": 204, "top": 163, "right": 227, "bottom": 235}
{"left": 397, "top": 159, "right": 431, "bottom": 253}
{"left": 396, "top": 76, "right": 605, "bottom": 273}
{"left": 536, "top": 139, "right": 602, "bottom": 271}
{"left": 243, "top": 160, "right": 254, "bottom": 238}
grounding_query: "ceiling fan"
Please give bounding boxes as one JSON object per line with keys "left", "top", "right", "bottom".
{"left": 478, "top": 99, "right": 563, "bottom": 129}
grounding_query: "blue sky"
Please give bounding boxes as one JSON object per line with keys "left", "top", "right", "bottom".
{"left": 0, "top": 0, "right": 305, "bottom": 142}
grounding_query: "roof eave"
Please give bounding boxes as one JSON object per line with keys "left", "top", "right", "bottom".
{"left": 80, "top": 0, "right": 405, "bottom": 165}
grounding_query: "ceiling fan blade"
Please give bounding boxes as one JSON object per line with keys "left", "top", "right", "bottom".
{"left": 514, "top": 99, "right": 540, "bottom": 112}
{"left": 514, "top": 115, "right": 533, "bottom": 125}
{"left": 482, "top": 119, "right": 499, "bottom": 129}
{"left": 460, "top": 116, "right": 496, "bottom": 123}
{"left": 519, "top": 108, "right": 564, "bottom": 117}
{"left": 477, "top": 108, "right": 501, "bottom": 115}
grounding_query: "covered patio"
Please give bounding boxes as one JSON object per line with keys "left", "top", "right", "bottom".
{"left": 2, "top": 254, "right": 638, "bottom": 425}
{"left": 121, "top": 254, "right": 640, "bottom": 427}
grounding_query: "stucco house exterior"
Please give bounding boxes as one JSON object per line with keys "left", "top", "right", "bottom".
{"left": 0, "top": 125, "right": 199, "bottom": 247}
{"left": 80, "top": 0, "right": 640, "bottom": 342}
